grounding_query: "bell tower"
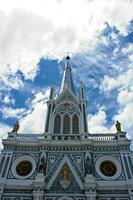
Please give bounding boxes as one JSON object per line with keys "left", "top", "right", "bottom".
{"left": 44, "top": 56, "right": 88, "bottom": 138}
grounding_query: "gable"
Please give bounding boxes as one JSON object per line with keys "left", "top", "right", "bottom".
{"left": 55, "top": 89, "right": 79, "bottom": 108}
{"left": 46, "top": 155, "right": 84, "bottom": 190}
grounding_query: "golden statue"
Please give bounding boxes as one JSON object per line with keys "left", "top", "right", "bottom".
{"left": 62, "top": 163, "right": 69, "bottom": 180}
{"left": 11, "top": 121, "right": 19, "bottom": 133}
{"left": 115, "top": 121, "right": 121, "bottom": 132}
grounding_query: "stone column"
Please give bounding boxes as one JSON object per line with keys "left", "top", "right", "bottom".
{"left": 0, "top": 187, "right": 4, "bottom": 200}
{"left": 128, "top": 187, "right": 133, "bottom": 200}
{"left": 84, "top": 174, "right": 97, "bottom": 200}
{"left": 32, "top": 173, "right": 46, "bottom": 200}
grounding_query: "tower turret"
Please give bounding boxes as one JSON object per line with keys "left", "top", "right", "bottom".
{"left": 79, "top": 81, "right": 88, "bottom": 133}
{"left": 80, "top": 81, "right": 85, "bottom": 100}
{"left": 44, "top": 84, "right": 55, "bottom": 133}
{"left": 49, "top": 84, "right": 55, "bottom": 100}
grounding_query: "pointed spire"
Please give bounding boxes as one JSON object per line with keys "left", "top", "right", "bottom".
{"left": 49, "top": 83, "right": 55, "bottom": 100}
{"left": 80, "top": 81, "right": 85, "bottom": 100}
{"left": 60, "top": 56, "right": 76, "bottom": 95}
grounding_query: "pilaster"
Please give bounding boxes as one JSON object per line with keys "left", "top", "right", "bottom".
{"left": 33, "top": 173, "right": 46, "bottom": 200}
{"left": 84, "top": 174, "right": 97, "bottom": 200}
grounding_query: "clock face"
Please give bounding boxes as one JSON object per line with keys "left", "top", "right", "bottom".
{"left": 100, "top": 160, "right": 117, "bottom": 177}
{"left": 16, "top": 160, "right": 32, "bottom": 176}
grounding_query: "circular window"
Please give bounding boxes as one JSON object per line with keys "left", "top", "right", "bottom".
{"left": 95, "top": 155, "right": 122, "bottom": 180}
{"left": 100, "top": 160, "right": 117, "bottom": 177}
{"left": 11, "top": 155, "right": 36, "bottom": 179}
{"left": 16, "top": 160, "right": 32, "bottom": 176}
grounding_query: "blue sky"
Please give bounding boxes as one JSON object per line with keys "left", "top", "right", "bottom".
{"left": 0, "top": 0, "right": 133, "bottom": 150}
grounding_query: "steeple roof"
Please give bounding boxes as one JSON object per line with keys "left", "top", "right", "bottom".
{"left": 60, "top": 56, "right": 76, "bottom": 95}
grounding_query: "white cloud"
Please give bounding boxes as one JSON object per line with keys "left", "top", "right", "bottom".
{"left": 113, "top": 103, "right": 133, "bottom": 137}
{"left": 0, "top": 89, "right": 49, "bottom": 151}
{"left": 117, "top": 90, "right": 133, "bottom": 107}
{"left": 1, "top": 70, "right": 24, "bottom": 89}
{"left": 19, "top": 89, "right": 50, "bottom": 133}
{"left": 3, "top": 95, "right": 11, "bottom": 104}
{"left": 2, "top": 94, "right": 15, "bottom": 105}
{"left": 101, "top": 68, "right": 133, "bottom": 139}
{"left": 122, "top": 44, "right": 133, "bottom": 54}
{"left": 1, "top": 107, "right": 25, "bottom": 119}
{"left": 19, "top": 101, "right": 47, "bottom": 134}
{"left": 0, "top": 123, "right": 11, "bottom": 151}
{"left": 88, "top": 109, "right": 115, "bottom": 133}
{"left": 0, "top": 0, "right": 133, "bottom": 87}
{"left": 101, "top": 69, "right": 133, "bottom": 91}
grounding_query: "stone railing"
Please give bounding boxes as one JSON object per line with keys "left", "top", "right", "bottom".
{"left": 51, "top": 135, "right": 81, "bottom": 140}
{"left": 7, "top": 132, "right": 117, "bottom": 142}
{"left": 85, "top": 133, "right": 116, "bottom": 141}
{"left": 16, "top": 134, "right": 44, "bottom": 142}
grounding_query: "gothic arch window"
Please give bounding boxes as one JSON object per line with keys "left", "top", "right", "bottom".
{"left": 72, "top": 114, "right": 79, "bottom": 134}
{"left": 63, "top": 115, "right": 70, "bottom": 134}
{"left": 54, "top": 114, "right": 61, "bottom": 134}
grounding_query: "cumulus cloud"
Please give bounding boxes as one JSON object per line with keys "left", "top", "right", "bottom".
{"left": 0, "top": 0, "right": 133, "bottom": 87}
{"left": 101, "top": 69, "right": 133, "bottom": 91}
{"left": 0, "top": 123, "right": 11, "bottom": 151}
{"left": 88, "top": 108, "right": 115, "bottom": 133}
{"left": 19, "top": 101, "right": 47, "bottom": 134}
{"left": 101, "top": 67, "right": 133, "bottom": 138}
{"left": 113, "top": 103, "right": 133, "bottom": 136}
{"left": 1, "top": 107, "right": 25, "bottom": 119}
{"left": 117, "top": 90, "right": 133, "bottom": 107}
{"left": 0, "top": 0, "right": 133, "bottom": 148}
{"left": 0, "top": 89, "right": 50, "bottom": 150}
{"left": 19, "top": 89, "right": 50, "bottom": 133}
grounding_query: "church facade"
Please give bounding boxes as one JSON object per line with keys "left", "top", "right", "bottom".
{"left": 0, "top": 57, "right": 133, "bottom": 200}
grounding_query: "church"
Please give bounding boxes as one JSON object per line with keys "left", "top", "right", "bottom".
{"left": 0, "top": 56, "right": 133, "bottom": 200}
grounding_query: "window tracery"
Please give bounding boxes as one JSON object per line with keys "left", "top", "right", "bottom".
{"left": 54, "top": 115, "right": 61, "bottom": 134}
{"left": 63, "top": 115, "right": 70, "bottom": 134}
{"left": 72, "top": 114, "right": 79, "bottom": 134}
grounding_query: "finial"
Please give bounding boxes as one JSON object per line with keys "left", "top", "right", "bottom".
{"left": 51, "top": 82, "right": 55, "bottom": 87}
{"left": 80, "top": 81, "right": 84, "bottom": 86}
{"left": 65, "top": 55, "right": 70, "bottom": 69}
{"left": 66, "top": 56, "right": 70, "bottom": 60}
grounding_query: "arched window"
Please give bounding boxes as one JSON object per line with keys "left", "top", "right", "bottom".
{"left": 54, "top": 115, "right": 61, "bottom": 134}
{"left": 63, "top": 115, "right": 70, "bottom": 134}
{"left": 72, "top": 114, "right": 79, "bottom": 134}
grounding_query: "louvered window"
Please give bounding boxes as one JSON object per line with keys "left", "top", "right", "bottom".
{"left": 72, "top": 115, "right": 79, "bottom": 134}
{"left": 63, "top": 115, "right": 70, "bottom": 134}
{"left": 54, "top": 115, "right": 61, "bottom": 134}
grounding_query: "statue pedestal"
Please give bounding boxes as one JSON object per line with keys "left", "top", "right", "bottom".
{"left": 117, "top": 131, "right": 127, "bottom": 141}
{"left": 84, "top": 174, "right": 96, "bottom": 188}
{"left": 7, "top": 132, "right": 17, "bottom": 139}
{"left": 33, "top": 173, "right": 46, "bottom": 200}
{"left": 59, "top": 179, "right": 70, "bottom": 189}
{"left": 84, "top": 174, "right": 96, "bottom": 200}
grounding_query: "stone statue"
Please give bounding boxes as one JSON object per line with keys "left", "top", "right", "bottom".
{"left": 85, "top": 157, "right": 92, "bottom": 175}
{"left": 39, "top": 157, "right": 46, "bottom": 175}
{"left": 11, "top": 121, "right": 19, "bottom": 133}
{"left": 115, "top": 121, "right": 121, "bottom": 132}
